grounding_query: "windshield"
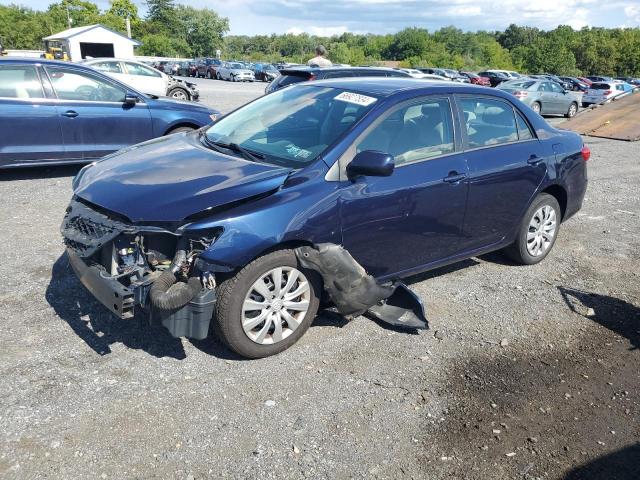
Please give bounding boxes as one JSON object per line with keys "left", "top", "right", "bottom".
{"left": 230, "top": 63, "right": 244, "bottom": 69}
{"left": 205, "top": 85, "right": 378, "bottom": 168}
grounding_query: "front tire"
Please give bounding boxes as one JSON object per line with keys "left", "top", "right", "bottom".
{"left": 565, "top": 102, "right": 578, "bottom": 118}
{"left": 505, "top": 193, "right": 561, "bottom": 265}
{"left": 214, "top": 249, "right": 322, "bottom": 358}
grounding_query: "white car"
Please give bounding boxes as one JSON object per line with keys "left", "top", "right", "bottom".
{"left": 582, "top": 81, "right": 629, "bottom": 106}
{"left": 399, "top": 69, "right": 449, "bottom": 81}
{"left": 216, "top": 62, "right": 255, "bottom": 82}
{"left": 487, "top": 69, "right": 522, "bottom": 79}
{"left": 81, "top": 58, "right": 199, "bottom": 101}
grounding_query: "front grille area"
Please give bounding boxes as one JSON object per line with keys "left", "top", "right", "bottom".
{"left": 61, "top": 199, "right": 131, "bottom": 258}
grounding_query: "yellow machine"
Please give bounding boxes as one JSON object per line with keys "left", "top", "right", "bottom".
{"left": 43, "top": 40, "right": 70, "bottom": 61}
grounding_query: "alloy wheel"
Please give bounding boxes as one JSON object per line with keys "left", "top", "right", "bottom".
{"left": 532, "top": 102, "right": 541, "bottom": 114}
{"left": 170, "top": 90, "right": 188, "bottom": 100}
{"left": 568, "top": 103, "right": 577, "bottom": 117}
{"left": 241, "top": 267, "right": 311, "bottom": 345}
{"left": 526, "top": 205, "right": 557, "bottom": 257}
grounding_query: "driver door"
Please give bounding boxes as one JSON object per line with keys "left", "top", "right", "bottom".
{"left": 45, "top": 65, "right": 152, "bottom": 160}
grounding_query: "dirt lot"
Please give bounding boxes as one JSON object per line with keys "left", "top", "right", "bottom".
{"left": 0, "top": 80, "right": 638, "bottom": 479}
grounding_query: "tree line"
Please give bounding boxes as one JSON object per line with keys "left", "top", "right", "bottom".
{"left": 1, "top": 0, "right": 639, "bottom": 76}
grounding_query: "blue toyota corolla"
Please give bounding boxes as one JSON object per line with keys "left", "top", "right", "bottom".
{"left": 61, "top": 78, "right": 589, "bottom": 358}
{"left": 0, "top": 58, "right": 218, "bottom": 168}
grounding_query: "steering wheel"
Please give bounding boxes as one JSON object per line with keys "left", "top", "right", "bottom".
{"left": 75, "top": 86, "right": 99, "bottom": 101}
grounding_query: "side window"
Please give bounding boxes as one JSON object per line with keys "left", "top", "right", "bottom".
{"left": 460, "top": 97, "right": 518, "bottom": 148}
{"left": 323, "top": 71, "right": 355, "bottom": 79}
{"left": 91, "top": 61, "right": 123, "bottom": 74}
{"left": 0, "top": 65, "right": 44, "bottom": 99}
{"left": 46, "top": 66, "right": 126, "bottom": 102}
{"left": 515, "top": 111, "right": 534, "bottom": 140}
{"left": 357, "top": 98, "right": 455, "bottom": 165}
{"left": 549, "top": 82, "right": 563, "bottom": 93}
{"left": 124, "top": 62, "right": 161, "bottom": 77}
{"left": 355, "top": 70, "right": 385, "bottom": 77}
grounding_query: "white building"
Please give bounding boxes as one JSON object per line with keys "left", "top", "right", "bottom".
{"left": 42, "top": 24, "right": 140, "bottom": 62}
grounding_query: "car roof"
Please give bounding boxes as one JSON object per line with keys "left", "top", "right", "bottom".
{"left": 300, "top": 77, "right": 504, "bottom": 98}
{"left": 282, "top": 66, "right": 403, "bottom": 74}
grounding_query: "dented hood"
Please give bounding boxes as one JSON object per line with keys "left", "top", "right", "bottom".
{"left": 74, "top": 132, "right": 291, "bottom": 223}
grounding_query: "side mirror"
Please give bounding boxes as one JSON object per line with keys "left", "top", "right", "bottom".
{"left": 124, "top": 93, "right": 138, "bottom": 105}
{"left": 347, "top": 150, "right": 395, "bottom": 179}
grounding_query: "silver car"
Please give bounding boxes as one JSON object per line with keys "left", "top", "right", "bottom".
{"left": 216, "top": 62, "right": 255, "bottom": 82}
{"left": 497, "top": 79, "right": 580, "bottom": 117}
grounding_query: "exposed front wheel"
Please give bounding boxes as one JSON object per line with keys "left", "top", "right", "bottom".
{"left": 169, "top": 88, "right": 189, "bottom": 100}
{"left": 214, "top": 249, "right": 321, "bottom": 358}
{"left": 505, "top": 193, "right": 561, "bottom": 265}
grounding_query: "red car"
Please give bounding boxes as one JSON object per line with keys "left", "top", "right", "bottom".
{"left": 460, "top": 71, "right": 491, "bottom": 86}
{"left": 577, "top": 77, "right": 593, "bottom": 86}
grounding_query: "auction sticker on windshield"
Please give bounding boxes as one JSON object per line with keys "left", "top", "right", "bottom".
{"left": 334, "top": 91, "right": 377, "bottom": 107}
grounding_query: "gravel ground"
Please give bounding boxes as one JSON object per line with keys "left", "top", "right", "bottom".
{"left": 0, "top": 80, "right": 638, "bottom": 480}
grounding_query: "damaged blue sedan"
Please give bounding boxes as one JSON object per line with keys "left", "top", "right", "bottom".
{"left": 62, "top": 78, "right": 589, "bottom": 358}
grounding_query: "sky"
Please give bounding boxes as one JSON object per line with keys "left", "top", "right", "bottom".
{"left": 9, "top": 0, "right": 640, "bottom": 35}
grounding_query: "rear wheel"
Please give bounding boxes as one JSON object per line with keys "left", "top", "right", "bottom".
{"left": 213, "top": 249, "right": 321, "bottom": 358}
{"left": 505, "top": 193, "right": 561, "bottom": 265}
{"left": 206, "top": 70, "right": 212, "bottom": 79}
{"left": 531, "top": 101, "right": 541, "bottom": 114}
{"left": 565, "top": 102, "right": 578, "bottom": 118}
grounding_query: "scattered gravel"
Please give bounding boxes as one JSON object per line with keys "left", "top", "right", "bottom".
{"left": 0, "top": 82, "right": 638, "bottom": 479}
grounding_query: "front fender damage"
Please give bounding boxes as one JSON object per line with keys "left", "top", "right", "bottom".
{"left": 295, "top": 244, "right": 428, "bottom": 330}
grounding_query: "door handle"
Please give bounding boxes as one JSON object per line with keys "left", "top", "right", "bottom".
{"left": 62, "top": 110, "right": 79, "bottom": 118}
{"left": 443, "top": 172, "right": 467, "bottom": 183}
{"left": 527, "top": 155, "right": 544, "bottom": 166}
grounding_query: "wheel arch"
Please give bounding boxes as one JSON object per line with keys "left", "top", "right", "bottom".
{"left": 163, "top": 122, "right": 200, "bottom": 135}
{"left": 540, "top": 183, "right": 568, "bottom": 220}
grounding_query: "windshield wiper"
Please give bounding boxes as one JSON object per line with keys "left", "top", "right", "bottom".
{"left": 200, "top": 133, "right": 265, "bottom": 163}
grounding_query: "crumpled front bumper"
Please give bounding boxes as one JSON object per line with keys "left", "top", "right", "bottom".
{"left": 67, "top": 248, "right": 137, "bottom": 319}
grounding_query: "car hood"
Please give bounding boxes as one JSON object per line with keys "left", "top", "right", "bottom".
{"left": 74, "top": 132, "right": 291, "bottom": 223}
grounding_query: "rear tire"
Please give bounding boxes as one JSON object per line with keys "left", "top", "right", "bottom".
{"left": 505, "top": 193, "right": 561, "bottom": 265}
{"left": 213, "top": 249, "right": 321, "bottom": 359}
{"left": 531, "top": 102, "right": 541, "bottom": 114}
{"left": 166, "top": 126, "right": 196, "bottom": 135}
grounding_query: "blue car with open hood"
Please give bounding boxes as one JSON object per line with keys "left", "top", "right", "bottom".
{"left": 61, "top": 78, "right": 589, "bottom": 358}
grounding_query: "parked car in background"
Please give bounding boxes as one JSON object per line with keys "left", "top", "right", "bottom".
{"left": 581, "top": 81, "right": 630, "bottom": 106}
{"left": 486, "top": 70, "right": 522, "bottom": 80}
{"left": 196, "top": 58, "right": 222, "bottom": 79}
{"left": 398, "top": 68, "right": 448, "bottom": 81}
{"left": 586, "top": 76, "right": 613, "bottom": 83}
{"left": 416, "top": 67, "right": 448, "bottom": 78}
{"left": 216, "top": 62, "right": 255, "bottom": 82}
{"left": 615, "top": 77, "right": 640, "bottom": 87}
{"left": 0, "top": 58, "right": 218, "bottom": 168}
{"left": 559, "top": 76, "right": 589, "bottom": 92}
{"left": 577, "top": 77, "right": 593, "bottom": 86}
{"left": 265, "top": 66, "right": 411, "bottom": 94}
{"left": 81, "top": 58, "right": 200, "bottom": 101}
{"left": 442, "top": 69, "right": 470, "bottom": 82}
{"left": 253, "top": 63, "right": 280, "bottom": 82}
{"left": 477, "top": 70, "right": 510, "bottom": 87}
{"left": 178, "top": 61, "right": 197, "bottom": 77}
{"left": 497, "top": 79, "right": 579, "bottom": 117}
{"left": 61, "top": 78, "right": 588, "bottom": 358}
{"left": 459, "top": 71, "right": 491, "bottom": 86}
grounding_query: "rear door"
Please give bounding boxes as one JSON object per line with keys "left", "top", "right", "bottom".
{"left": 455, "top": 95, "right": 547, "bottom": 251}
{"left": 339, "top": 95, "right": 469, "bottom": 279}
{"left": 0, "top": 64, "right": 65, "bottom": 166}
{"left": 44, "top": 64, "right": 153, "bottom": 160}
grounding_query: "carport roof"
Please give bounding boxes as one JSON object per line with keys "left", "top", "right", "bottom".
{"left": 43, "top": 24, "right": 141, "bottom": 46}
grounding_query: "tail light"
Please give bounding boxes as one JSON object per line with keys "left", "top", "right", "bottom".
{"left": 581, "top": 145, "right": 590, "bottom": 161}
{"left": 513, "top": 90, "right": 528, "bottom": 98}
{"left": 602, "top": 90, "right": 612, "bottom": 95}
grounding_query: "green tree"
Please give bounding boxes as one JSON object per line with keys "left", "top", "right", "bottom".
{"left": 176, "top": 5, "right": 228, "bottom": 57}
{"left": 108, "top": 0, "right": 137, "bottom": 20}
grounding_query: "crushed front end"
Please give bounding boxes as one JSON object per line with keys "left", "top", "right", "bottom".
{"left": 60, "top": 198, "right": 217, "bottom": 340}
